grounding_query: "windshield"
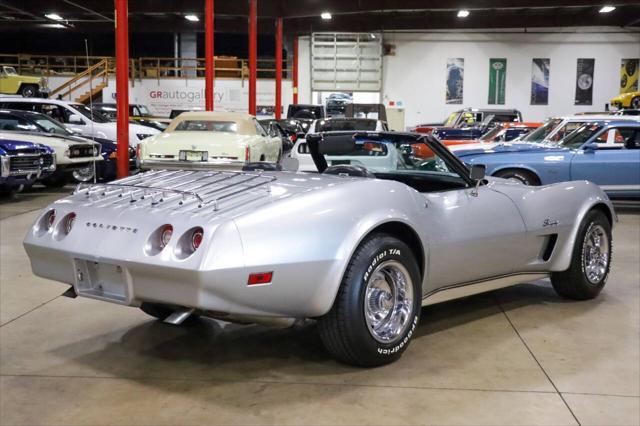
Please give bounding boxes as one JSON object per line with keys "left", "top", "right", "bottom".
{"left": 479, "top": 126, "right": 504, "bottom": 142}
{"left": 71, "top": 103, "right": 110, "bottom": 123}
{"left": 31, "top": 114, "right": 73, "bottom": 135}
{"left": 174, "top": 120, "right": 237, "bottom": 132}
{"left": 315, "top": 134, "right": 469, "bottom": 188}
{"left": 135, "top": 105, "right": 152, "bottom": 116}
{"left": 559, "top": 123, "right": 603, "bottom": 149}
{"left": 520, "top": 118, "right": 562, "bottom": 143}
{"left": 3, "top": 67, "right": 17, "bottom": 76}
{"left": 316, "top": 119, "right": 377, "bottom": 132}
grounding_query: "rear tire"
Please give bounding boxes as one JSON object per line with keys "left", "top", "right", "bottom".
{"left": 20, "top": 84, "right": 38, "bottom": 98}
{"left": 551, "top": 210, "right": 612, "bottom": 300}
{"left": 318, "top": 233, "right": 421, "bottom": 366}
{"left": 631, "top": 96, "right": 640, "bottom": 110}
{"left": 41, "top": 174, "right": 68, "bottom": 188}
{"left": 494, "top": 169, "right": 540, "bottom": 186}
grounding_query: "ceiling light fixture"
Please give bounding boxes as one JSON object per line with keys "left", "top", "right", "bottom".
{"left": 45, "top": 13, "right": 63, "bottom": 21}
{"left": 599, "top": 5, "right": 616, "bottom": 13}
{"left": 185, "top": 14, "right": 199, "bottom": 22}
{"left": 457, "top": 10, "right": 470, "bottom": 18}
{"left": 321, "top": 12, "right": 332, "bottom": 20}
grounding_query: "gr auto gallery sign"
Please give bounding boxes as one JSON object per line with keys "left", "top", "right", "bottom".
{"left": 104, "top": 78, "right": 292, "bottom": 117}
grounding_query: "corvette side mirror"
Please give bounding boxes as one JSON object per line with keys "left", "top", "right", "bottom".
{"left": 469, "top": 164, "right": 486, "bottom": 180}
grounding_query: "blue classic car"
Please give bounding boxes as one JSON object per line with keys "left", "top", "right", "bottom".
{"left": 456, "top": 120, "right": 640, "bottom": 199}
{"left": 0, "top": 138, "right": 56, "bottom": 195}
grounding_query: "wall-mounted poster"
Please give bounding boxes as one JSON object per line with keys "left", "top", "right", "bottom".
{"left": 620, "top": 58, "right": 639, "bottom": 93}
{"left": 488, "top": 58, "right": 507, "bottom": 105}
{"left": 531, "top": 58, "right": 550, "bottom": 105}
{"left": 574, "top": 58, "right": 595, "bottom": 105}
{"left": 446, "top": 58, "right": 464, "bottom": 104}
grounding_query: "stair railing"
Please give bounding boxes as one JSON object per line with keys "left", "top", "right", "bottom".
{"left": 49, "top": 58, "right": 109, "bottom": 101}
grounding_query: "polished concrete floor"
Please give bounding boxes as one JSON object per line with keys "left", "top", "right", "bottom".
{"left": 1, "top": 187, "right": 639, "bottom": 425}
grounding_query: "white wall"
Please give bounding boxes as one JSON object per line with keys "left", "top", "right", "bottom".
{"left": 381, "top": 31, "right": 640, "bottom": 127}
{"left": 47, "top": 77, "right": 293, "bottom": 118}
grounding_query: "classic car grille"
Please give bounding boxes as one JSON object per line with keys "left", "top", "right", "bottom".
{"left": 75, "top": 170, "right": 277, "bottom": 214}
{"left": 41, "top": 154, "right": 54, "bottom": 168}
{"left": 69, "top": 145, "right": 95, "bottom": 158}
{"left": 9, "top": 155, "right": 41, "bottom": 172}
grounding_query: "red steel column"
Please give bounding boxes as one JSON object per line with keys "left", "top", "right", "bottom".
{"left": 292, "top": 36, "right": 298, "bottom": 104}
{"left": 275, "top": 17, "right": 282, "bottom": 119}
{"left": 205, "top": 0, "right": 215, "bottom": 111}
{"left": 115, "top": 0, "right": 129, "bottom": 178}
{"left": 248, "top": 0, "right": 257, "bottom": 115}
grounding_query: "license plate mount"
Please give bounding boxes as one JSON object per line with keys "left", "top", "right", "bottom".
{"left": 179, "top": 150, "right": 208, "bottom": 162}
{"left": 74, "top": 259, "right": 128, "bottom": 303}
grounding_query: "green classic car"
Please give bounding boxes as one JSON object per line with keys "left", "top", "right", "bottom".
{"left": 0, "top": 66, "right": 48, "bottom": 98}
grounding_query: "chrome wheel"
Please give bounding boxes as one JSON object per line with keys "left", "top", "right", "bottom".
{"left": 364, "top": 260, "right": 414, "bottom": 344}
{"left": 582, "top": 224, "right": 610, "bottom": 284}
{"left": 73, "top": 165, "right": 95, "bottom": 182}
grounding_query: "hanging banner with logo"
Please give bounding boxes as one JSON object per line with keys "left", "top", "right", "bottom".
{"left": 488, "top": 58, "right": 507, "bottom": 105}
{"left": 446, "top": 58, "right": 464, "bottom": 104}
{"left": 620, "top": 58, "right": 639, "bottom": 94}
{"left": 530, "top": 58, "right": 550, "bottom": 105}
{"left": 574, "top": 58, "right": 595, "bottom": 106}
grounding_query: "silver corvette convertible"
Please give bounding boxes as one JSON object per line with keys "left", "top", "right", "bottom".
{"left": 24, "top": 131, "right": 615, "bottom": 366}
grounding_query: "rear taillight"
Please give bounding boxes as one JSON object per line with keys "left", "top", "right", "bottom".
{"left": 160, "top": 224, "right": 173, "bottom": 248}
{"left": 290, "top": 134, "right": 297, "bottom": 142}
{"left": 191, "top": 228, "right": 203, "bottom": 251}
{"left": 64, "top": 213, "right": 76, "bottom": 234}
{"left": 45, "top": 209, "right": 56, "bottom": 230}
{"left": 245, "top": 145, "right": 251, "bottom": 161}
{"left": 136, "top": 144, "right": 141, "bottom": 159}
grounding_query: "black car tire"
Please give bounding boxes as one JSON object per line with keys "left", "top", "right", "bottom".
{"left": 631, "top": 96, "right": 640, "bottom": 110}
{"left": 41, "top": 173, "right": 68, "bottom": 188}
{"left": 551, "top": 210, "right": 612, "bottom": 300}
{"left": 318, "top": 233, "right": 421, "bottom": 366}
{"left": 494, "top": 169, "right": 540, "bottom": 186}
{"left": 20, "top": 84, "right": 38, "bottom": 98}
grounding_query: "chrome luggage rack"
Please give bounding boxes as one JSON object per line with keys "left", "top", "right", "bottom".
{"left": 74, "top": 170, "right": 277, "bottom": 211}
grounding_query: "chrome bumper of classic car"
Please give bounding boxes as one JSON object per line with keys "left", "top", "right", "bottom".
{"left": 140, "top": 159, "right": 245, "bottom": 171}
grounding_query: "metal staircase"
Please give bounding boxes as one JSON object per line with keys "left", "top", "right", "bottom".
{"left": 48, "top": 59, "right": 109, "bottom": 103}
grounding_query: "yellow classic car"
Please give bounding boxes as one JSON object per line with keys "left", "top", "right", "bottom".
{"left": 138, "top": 111, "right": 283, "bottom": 171}
{"left": 610, "top": 91, "right": 640, "bottom": 110}
{"left": 0, "top": 66, "right": 48, "bottom": 97}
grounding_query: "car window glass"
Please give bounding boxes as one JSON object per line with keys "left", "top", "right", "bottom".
{"left": 1, "top": 102, "right": 34, "bottom": 112}
{"left": 254, "top": 120, "right": 267, "bottom": 136}
{"left": 560, "top": 124, "right": 603, "bottom": 149}
{"left": 0, "top": 115, "right": 38, "bottom": 132}
{"left": 619, "top": 128, "right": 639, "bottom": 149}
{"left": 175, "top": 120, "right": 238, "bottom": 132}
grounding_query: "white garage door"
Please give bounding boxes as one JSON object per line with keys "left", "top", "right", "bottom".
{"left": 311, "top": 32, "right": 382, "bottom": 92}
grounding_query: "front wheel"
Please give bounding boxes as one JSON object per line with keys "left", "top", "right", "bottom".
{"left": 318, "top": 233, "right": 421, "bottom": 366}
{"left": 631, "top": 96, "right": 640, "bottom": 110}
{"left": 72, "top": 165, "right": 95, "bottom": 183}
{"left": 551, "top": 210, "right": 612, "bottom": 300}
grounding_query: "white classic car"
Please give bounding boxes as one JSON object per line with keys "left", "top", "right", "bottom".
{"left": 0, "top": 98, "right": 160, "bottom": 146}
{"left": 138, "top": 112, "right": 282, "bottom": 171}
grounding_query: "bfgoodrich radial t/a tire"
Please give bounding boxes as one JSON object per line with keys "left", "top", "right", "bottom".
{"left": 551, "top": 210, "right": 612, "bottom": 300}
{"left": 318, "top": 233, "right": 421, "bottom": 366}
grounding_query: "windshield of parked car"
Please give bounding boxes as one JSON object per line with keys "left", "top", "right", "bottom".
{"left": 519, "top": 118, "right": 562, "bottom": 143}
{"left": 479, "top": 126, "right": 505, "bottom": 141}
{"left": 559, "top": 123, "right": 604, "bottom": 149}
{"left": 174, "top": 120, "right": 238, "bottom": 133}
{"left": 316, "top": 119, "right": 377, "bottom": 132}
{"left": 70, "top": 103, "right": 111, "bottom": 123}
{"left": 30, "top": 113, "right": 73, "bottom": 135}
{"left": 3, "top": 67, "right": 17, "bottom": 76}
{"left": 314, "top": 134, "right": 470, "bottom": 191}
{"left": 0, "top": 113, "right": 39, "bottom": 132}
{"left": 136, "top": 105, "right": 152, "bottom": 116}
